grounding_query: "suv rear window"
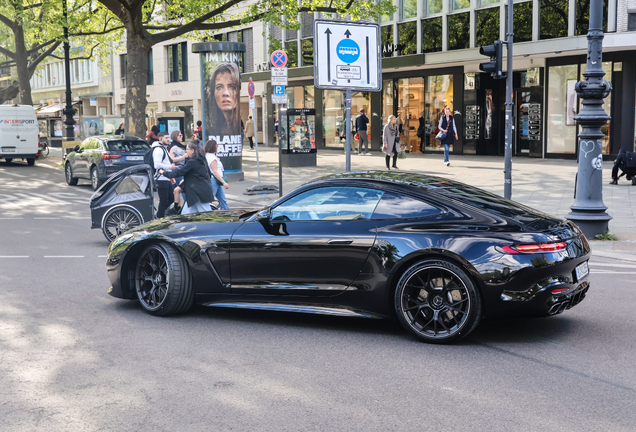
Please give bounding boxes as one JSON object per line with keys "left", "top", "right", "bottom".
{"left": 105, "top": 140, "right": 150, "bottom": 152}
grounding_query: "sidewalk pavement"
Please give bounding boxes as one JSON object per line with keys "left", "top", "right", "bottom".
{"left": 225, "top": 146, "right": 636, "bottom": 262}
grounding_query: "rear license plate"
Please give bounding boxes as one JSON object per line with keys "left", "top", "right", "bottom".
{"left": 575, "top": 261, "right": 589, "bottom": 281}
{"left": 126, "top": 156, "right": 143, "bottom": 161}
{"left": 2, "top": 148, "right": 16, "bottom": 152}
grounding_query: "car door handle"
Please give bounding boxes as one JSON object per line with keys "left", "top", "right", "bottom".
{"left": 327, "top": 239, "right": 354, "bottom": 245}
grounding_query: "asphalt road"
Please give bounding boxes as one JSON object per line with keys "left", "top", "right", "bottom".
{"left": 1, "top": 156, "right": 635, "bottom": 431}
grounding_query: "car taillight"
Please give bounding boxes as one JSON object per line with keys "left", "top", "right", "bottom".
{"left": 102, "top": 154, "right": 122, "bottom": 160}
{"left": 501, "top": 242, "right": 567, "bottom": 254}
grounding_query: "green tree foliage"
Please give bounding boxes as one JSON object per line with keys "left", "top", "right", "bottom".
{"left": 96, "top": 0, "right": 395, "bottom": 138}
{"left": 476, "top": 7, "right": 499, "bottom": 47}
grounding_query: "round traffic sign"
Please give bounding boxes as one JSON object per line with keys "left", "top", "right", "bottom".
{"left": 336, "top": 39, "right": 360, "bottom": 63}
{"left": 270, "top": 50, "right": 288, "bottom": 68}
{"left": 248, "top": 81, "right": 255, "bottom": 98}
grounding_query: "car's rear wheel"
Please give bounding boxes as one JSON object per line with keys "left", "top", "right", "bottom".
{"left": 27, "top": 157, "right": 35, "bottom": 166}
{"left": 395, "top": 259, "right": 482, "bottom": 344}
{"left": 90, "top": 166, "right": 101, "bottom": 190}
{"left": 134, "top": 243, "right": 193, "bottom": 316}
{"left": 4, "top": 158, "right": 12, "bottom": 164}
{"left": 65, "top": 162, "right": 78, "bottom": 185}
{"left": 102, "top": 207, "right": 143, "bottom": 242}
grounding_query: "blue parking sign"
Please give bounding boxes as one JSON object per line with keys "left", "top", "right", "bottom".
{"left": 274, "top": 85, "right": 285, "bottom": 95}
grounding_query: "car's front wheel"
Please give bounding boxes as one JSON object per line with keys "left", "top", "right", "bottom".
{"left": 90, "top": 166, "right": 101, "bottom": 190}
{"left": 134, "top": 243, "right": 194, "bottom": 316}
{"left": 395, "top": 259, "right": 482, "bottom": 344}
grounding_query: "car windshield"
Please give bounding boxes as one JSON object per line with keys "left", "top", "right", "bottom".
{"left": 105, "top": 140, "right": 150, "bottom": 152}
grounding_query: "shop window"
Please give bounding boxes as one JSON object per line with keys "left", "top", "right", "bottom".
{"left": 540, "top": 0, "right": 569, "bottom": 39}
{"left": 448, "top": 13, "right": 470, "bottom": 50}
{"left": 285, "top": 40, "right": 298, "bottom": 68}
{"left": 505, "top": 2, "right": 533, "bottom": 43}
{"left": 286, "top": 86, "right": 315, "bottom": 109}
{"left": 426, "top": 0, "right": 443, "bottom": 14}
{"left": 302, "top": 39, "right": 314, "bottom": 66}
{"left": 398, "top": 22, "right": 417, "bottom": 55}
{"left": 381, "top": 25, "right": 394, "bottom": 57}
{"left": 452, "top": 0, "right": 470, "bottom": 10}
{"left": 382, "top": 79, "right": 395, "bottom": 127}
{"left": 476, "top": 7, "right": 500, "bottom": 47}
{"left": 397, "top": 77, "right": 425, "bottom": 153}
{"left": 546, "top": 65, "right": 578, "bottom": 154}
{"left": 629, "top": 12, "right": 636, "bottom": 31}
{"left": 422, "top": 17, "right": 443, "bottom": 53}
{"left": 576, "top": 0, "right": 608, "bottom": 35}
{"left": 402, "top": 0, "right": 418, "bottom": 19}
{"left": 167, "top": 42, "right": 188, "bottom": 82}
{"left": 425, "top": 75, "right": 454, "bottom": 152}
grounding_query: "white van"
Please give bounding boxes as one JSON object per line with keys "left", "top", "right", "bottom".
{"left": 0, "top": 104, "right": 39, "bottom": 165}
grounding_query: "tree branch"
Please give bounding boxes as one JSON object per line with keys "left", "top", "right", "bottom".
{"left": 27, "top": 39, "right": 58, "bottom": 56}
{"left": 49, "top": 44, "right": 99, "bottom": 61}
{"left": 71, "top": 25, "right": 125, "bottom": 37}
{"left": 0, "top": 60, "right": 16, "bottom": 69}
{"left": 0, "top": 46, "right": 16, "bottom": 60}
{"left": 27, "top": 41, "right": 61, "bottom": 76}
{"left": 23, "top": 2, "right": 43, "bottom": 11}
{"left": 0, "top": 12, "right": 16, "bottom": 29}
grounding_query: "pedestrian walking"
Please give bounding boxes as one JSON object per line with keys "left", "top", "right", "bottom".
{"left": 245, "top": 115, "right": 255, "bottom": 150}
{"left": 115, "top": 123, "right": 125, "bottom": 135}
{"left": 146, "top": 125, "right": 159, "bottom": 144}
{"left": 151, "top": 131, "right": 175, "bottom": 218}
{"left": 438, "top": 107, "right": 458, "bottom": 166}
{"left": 417, "top": 111, "right": 426, "bottom": 153}
{"left": 168, "top": 130, "right": 187, "bottom": 211}
{"left": 204, "top": 139, "right": 230, "bottom": 210}
{"left": 355, "top": 108, "right": 370, "bottom": 155}
{"left": 383, "top": 115, "right": 399, "bottom": 170}
{"left": 159, "top": 141, "right": 214, "bottom": 215}
{"left": 195, "top": 120, "right": 203, "bottom": 140}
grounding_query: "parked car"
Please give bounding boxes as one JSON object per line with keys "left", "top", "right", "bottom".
{"left": 0, "top": 104, "right": 39, "bottom": 166}
{"left": 64, "top": 136, "right": 150, "bottom": 190}
{"left": 105, "top": 171, "right": 591, "bottom": 344}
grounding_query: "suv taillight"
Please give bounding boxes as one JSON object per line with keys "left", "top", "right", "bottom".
{"left": 102, "top": 154, "right": 122, "bottom": 160}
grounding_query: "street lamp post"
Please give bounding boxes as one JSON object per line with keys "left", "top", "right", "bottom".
{"left": 565, "top": 0, "right": 612, "bottom": 237}
{"left": 62, "top": 0, "right": 75, "bottom": 143}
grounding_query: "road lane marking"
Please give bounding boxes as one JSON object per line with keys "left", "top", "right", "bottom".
{"left": 43, "top": 255, "right": 85, "bottom": 258}
{"left": 0, "top": 217, "right": 23, "bottom": 220}
{"left": 1, "top": 171, "right": 27, "bottom": 178}
{"left": 590, "top": 271, "right": 636, "bottom": 274}
{"left": 34, "top": 217, "right": 61, "bottom": 220}
{"left": 0, "top": 256, "right": 29, "bottom": 258}
{"left": 589, "top": 262, "right": 636, "bottom": 269}
{"left": 98, "top": 255, "right": 108, "bottom": 258}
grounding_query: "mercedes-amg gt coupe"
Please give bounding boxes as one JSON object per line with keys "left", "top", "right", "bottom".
{"left": 106, "top": 171, "right": 591, "bottom": 343}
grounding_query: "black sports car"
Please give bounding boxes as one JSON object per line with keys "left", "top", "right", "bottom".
{"left": 106, "top": 171, "right": 591, "bottom": 343}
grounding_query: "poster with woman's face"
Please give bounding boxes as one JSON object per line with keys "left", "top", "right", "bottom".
{"left": 202, "top": 52, "right": 242, "bottom": 170}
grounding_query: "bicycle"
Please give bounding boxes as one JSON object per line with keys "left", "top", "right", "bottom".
{"left": 38, "top": 141, "right": 49, "bottom": 158}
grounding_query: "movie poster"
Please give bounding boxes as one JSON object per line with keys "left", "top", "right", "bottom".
{"left": 201, "top": 52, "right": 242, "bottom": 172}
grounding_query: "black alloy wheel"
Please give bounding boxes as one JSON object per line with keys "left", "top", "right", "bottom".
{"left": 395, "top": 259, "right": 482, "bottom": 344}
{"left": 134, "top": 243, "right": 194, "bottom": 316}
{"left": 102, "top": 207, "right": 142, "bottom": 242}
{"left": 91, "top": 167, "right": 101, "bottom": 190}
{"left": 65, "top": 162, "right": 78, "bottom": 185}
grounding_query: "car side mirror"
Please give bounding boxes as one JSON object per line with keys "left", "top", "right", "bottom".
{"left": 74, "top": 145, "right": 80, "bottom": 152}
{"left": 256, "top": 208, "right": 271, "bottom": 223}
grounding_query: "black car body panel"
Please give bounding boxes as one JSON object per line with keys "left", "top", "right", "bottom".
{"left": 107, "top": 171, "right": 591, "bottom": 323}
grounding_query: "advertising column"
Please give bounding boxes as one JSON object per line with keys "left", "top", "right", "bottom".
{"left": 192, "top": 42, "right": 246, "bottom": 181}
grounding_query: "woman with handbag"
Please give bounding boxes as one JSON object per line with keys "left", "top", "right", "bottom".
{"left": 438, "top": 107, "right": 458, "bottom": 166}
{"left": 204, "top": 139, "right": 230, "bottom": 210}
{"left": 159, "top": 141, "right": 214, "bottom": 215}
{"left": 383, "top": 115, "right": 399, "bottom": 170}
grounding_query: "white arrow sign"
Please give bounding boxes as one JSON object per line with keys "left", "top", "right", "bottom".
{"left": 313, "top": 20, "right": 381, "bottom": 92}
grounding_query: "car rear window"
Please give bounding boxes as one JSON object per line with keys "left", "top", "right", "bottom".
{"left": 372, "top": 192, "right": 441, "bottom": 219}
{"left": 105, "top": 140, "right": 150, "bottom": 152}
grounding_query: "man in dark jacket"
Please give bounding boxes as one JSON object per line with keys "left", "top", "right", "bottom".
{"left": 610, "top": 148, "right": 636, "bottom": 185}
{"left": 355, "top": 108, "right": 370, "bottom": 155}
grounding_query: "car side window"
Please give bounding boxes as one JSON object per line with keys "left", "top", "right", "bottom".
{"left": 78, "top": 140, "right": 90, "bottom": 152}
{"left": 372, "top": 192, "right": 441, "bottom": 219}
{"left": 271, "top": 186, "right": 384, "bottom": 221}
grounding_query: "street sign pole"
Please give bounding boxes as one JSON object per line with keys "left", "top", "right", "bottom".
{"left": 504, "top": 1, "right": 514, "bottom": 199}
{"left": 269, "top": 49, "right": 289, "bottom": 198}
{"left": 278, "top": 104, "right": 283, "bottom": 197}
{"left": 248, "top": 78, "right": 261, "bottom": 185}
{"left": 344, "top": 89, "right": 352, "bottom": 172}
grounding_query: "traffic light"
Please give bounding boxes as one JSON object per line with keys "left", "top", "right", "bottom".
{"left": 479, "top": 40, "right": 504, "bottom": 79}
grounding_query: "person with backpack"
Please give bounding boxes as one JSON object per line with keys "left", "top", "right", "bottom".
{"left": 438, "top": 107, "right": 458, "bottom": 166}
{"left": 159, "top": 141, "right": 214, "bottom": 215}
{"left": 148, "top": 131, "right": 175, "bottom": 218}
{"left": 610, "top": 148, "right": 636, "bottom": 185}
{"left": 355, "top": 108, "right": 370, "bottom": 155}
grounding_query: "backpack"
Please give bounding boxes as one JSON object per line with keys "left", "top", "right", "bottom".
{"left": 144, "top": 145, "right": 168, "bottom": 177}
{"left": 626, "top": 151, "right": 636, "bottom": 168}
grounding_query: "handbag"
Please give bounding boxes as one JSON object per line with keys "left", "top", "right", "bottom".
{"left": 416, "top": 128, "right": 423, "bottom": 138}
{"left": 435, "top": 130, "right": 447, "bottom": 140}
{"left": 394, "top": 135, "right": 400, "bottom": 144}
{"left": 215, "top": 174, "right": 228, "bottom": 186}
{"left": 354, "top": 133, "right": 360, "bottom": 140}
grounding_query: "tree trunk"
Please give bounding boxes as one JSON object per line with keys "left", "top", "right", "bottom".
{"left": 0, "top": 82, "right": 20, "bottom": 104}
{"left": 14, "top": 25, "right": 33, "bottom": 106}
{"left": 124, "top": 31, "right": 152, "bottom": 138}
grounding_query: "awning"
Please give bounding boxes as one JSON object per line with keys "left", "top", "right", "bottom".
{"left": 36, "top": 103, "right": 63, "bottom": 114}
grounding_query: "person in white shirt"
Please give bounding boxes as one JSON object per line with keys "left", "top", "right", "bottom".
{"left": 152, "top": 131, "right": 176, "bottom": 217}
{"left": 204, "top": 139, "right": 229, "bottom": 209}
